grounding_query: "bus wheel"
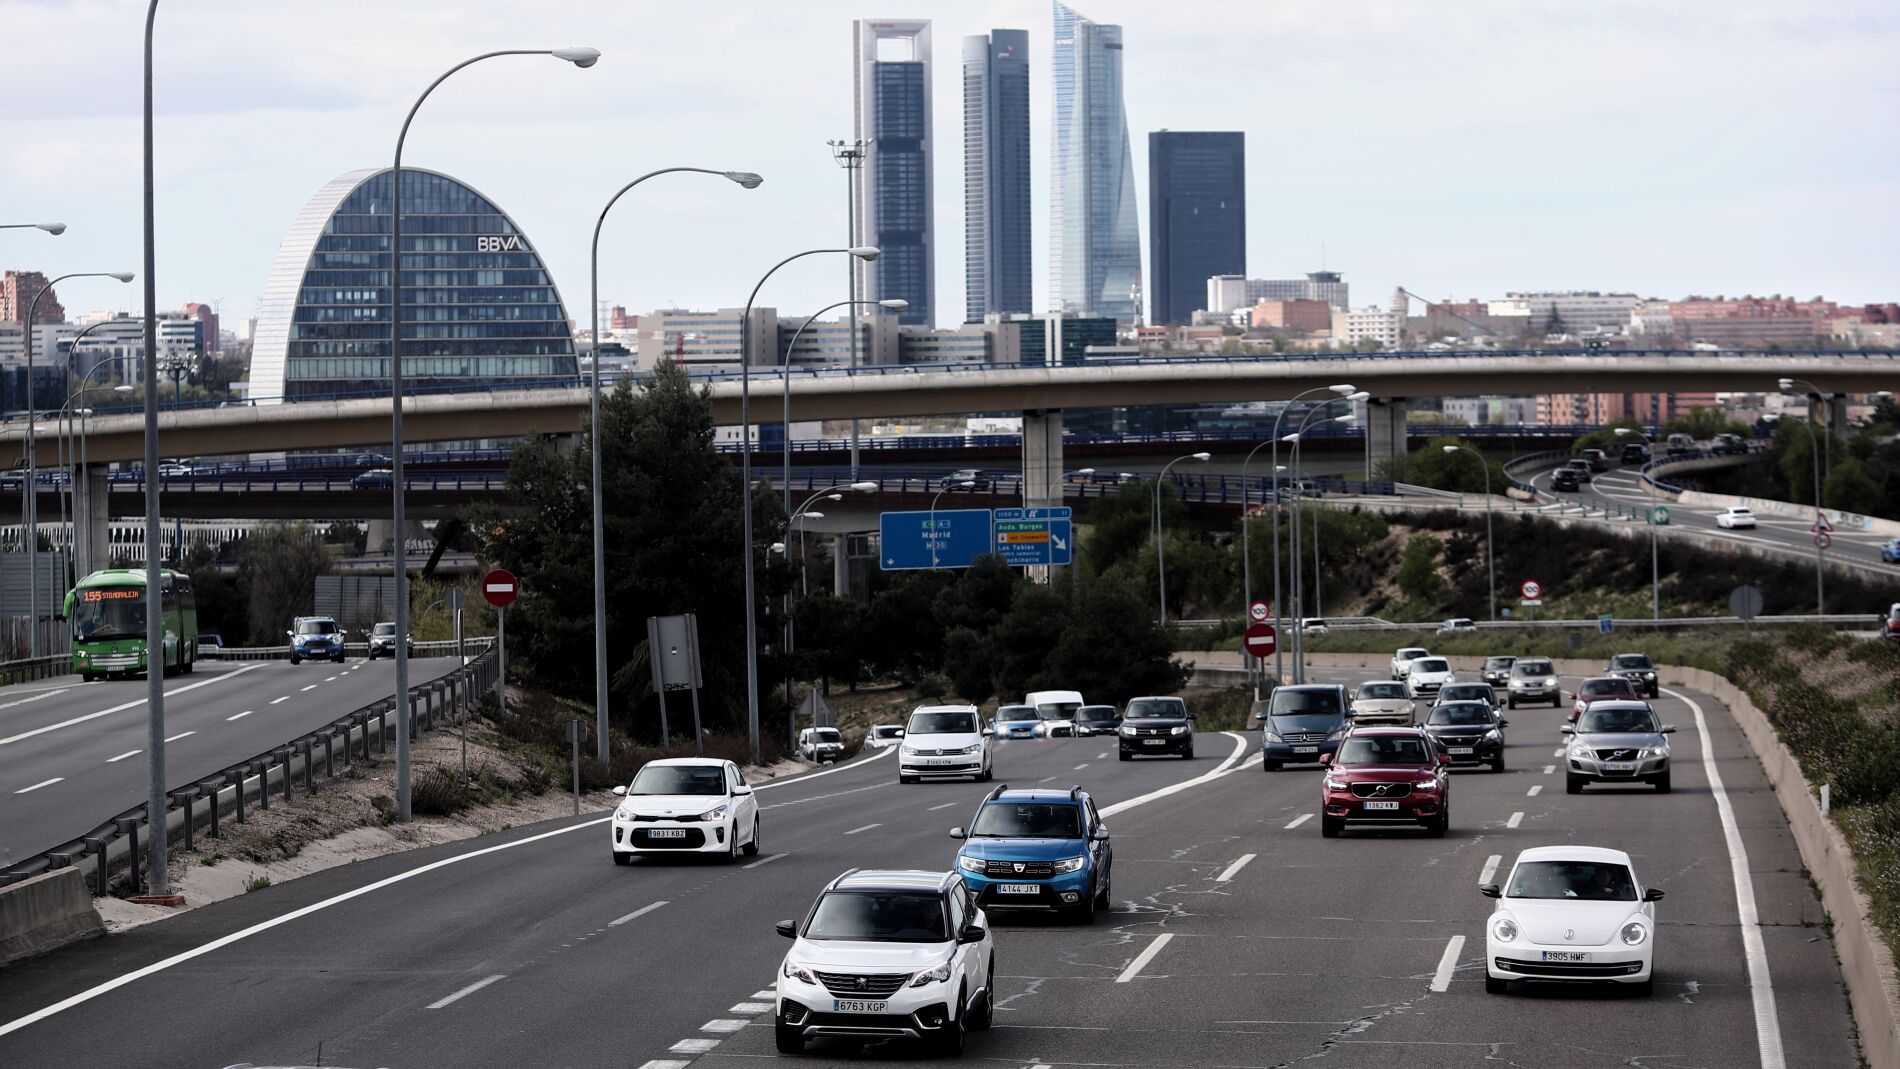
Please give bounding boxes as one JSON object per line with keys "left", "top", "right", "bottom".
{"left": 82, "top": 673, "right": 100, "bottom": 683}
{"left": 180, "top": 658, "right": 193, "bottom": 676}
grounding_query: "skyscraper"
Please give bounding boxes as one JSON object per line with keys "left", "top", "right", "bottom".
{"left": 1050, "top": 2, "right": 1140, "bottom": 322}
{"left": 853, "top": 19, "right": 934, "bottom": 327}
{"left": 1148, "top": 131, "right": 1245, "bottom": 325}
{"left": 962, "top": 29, "right": 1032, "bottom": 323}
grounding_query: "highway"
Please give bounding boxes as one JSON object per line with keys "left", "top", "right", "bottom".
{"left": 0, "top": 667, "right": 1855, "bottom": 1068}
{"left": 0, "top": 656, "right": 466, "bottom": 871}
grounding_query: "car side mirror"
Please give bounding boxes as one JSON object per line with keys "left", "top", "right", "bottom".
{"left": 733, "top": 784, "right": 753, "bottom": 795}
{"left": 285, "top": 630, "right": 293, "bottom": 637}
{"left": 1642, "top": 887, "right": 1665, "bottom": 902}
{"left": 1437, "top": 754, "right": 1450, "bottom": 765}
{"left": 981, "top": 728, "right": 994, "bottom": 737}
{"left": 775, "top": 920, "right": 798, "bottom": 938}
{"left": 1559, "top": 725, "right": 1575, "bottom": 735}
{"left": 1498, "top": 719, "right": 1509, "bottom": 729}
{"left": 949, "top": 827, "right": 966, "bottom": 840}
{"left": 1317, "top": 754, "right": 1332, "bottom": 766}
{"left": 1090, "top": 825, "right": 1110, "bottom": 841}
{"left": 1479, "top": 884, "right": 1502, "bottom": 899}
{"left": 612, "top": 786, "right": 627, "bottom": 796}
{"left": 957, "top": 923, "right": 986, "bottom": 945}
{"left": 1252, "top": 711, "right": 1268, "bottom": 722}
{"left": 894, "top": 729, "right": 905, "bottom": 737}
{"left": 1659, "top": 725, "right": 1676, "bottom": 734}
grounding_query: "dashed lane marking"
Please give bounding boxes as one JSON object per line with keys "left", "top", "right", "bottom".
{"left": 700, "top": 1019, "right": 748, "bottom": 1033}
{"left": 1478, "top": 854, "right": 1501, "bottom": 885}
{"left": 1116, "top": 933, "right": 1173, "bottom": 983}
{"left": 426, "top": 973, "right": 505, "bottom": 1009}
{"left": 1284, "top": 814, "right": 1313, "bottom": 830}
{"left": 1542, "top": 764, "right": 1554, "bottom": 774}
{"left": 1506, "top": 811, "right": 1524, "bottom": 829}
{"left": 106, "top": 750, "right": 140, "bottom": 763}
{"left": 1551, "top": 747, "right": 1565, "bottom": 757}
{"left": 843, "top": 823, "right": 881, "bottom": 836}
{"left": 637, "top": 1061, "right": 691, "bottom": 1069}
{"left": 750, "top": 990, "right": 775, "bottom": 1000}
{"left": 227, "top": 711, "right": 253, "bottom": 721}
{"left": 730, "top": 1002, "right": 772, "bottom": 1013}
{"left": 300, "top": 685, "right": 317, "bottom": 692}
{"left": 1430, "top": 935, "right": 1465, "bottom": 992}
{"left": 1074, "top": 763, "right": 1090, "bottom": 770}
{"left": 742, "top": 854, "right": 786, "bottom": 871}
{"left": 669, "top": 1038, "right": 720, "bottom": 1054}
{"left": 927, "top": 801, "right": 960, "bottom": 811}
{"left": 1527, "top": 785, "right": 1543, "bottom": 797}
{"left": 1214, "top": 854, "right": 1257, "bottom": 882}
{"left": 269, "top": 697, "right": 290, "bottom": 705}
{"left": 609, "top": 901, "right": 668, "bottom": 927}
{"left": 15, "top": 778, "right": 62, "bottom": 794}
{"left": 163, "top": 731, "right": 194, "bottom": 743}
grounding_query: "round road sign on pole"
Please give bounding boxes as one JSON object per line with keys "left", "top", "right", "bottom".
{"left": 1814, "top": 531, "right": 1832, "bottom": 550}
{"left": 483, "top": 568, "right": 519, "bottom": 608}
{"left": 1520, "top": 579, "right": 1543, "bottom": 601}
{"left": 1248, "top": 600, "right": 1270, "bottom": 624}
{"left": 1728, "top": 584, "right": 1764, "bottom": 622}
{"left": 1243, "top": 622, "right": 1278, "bottom": 658}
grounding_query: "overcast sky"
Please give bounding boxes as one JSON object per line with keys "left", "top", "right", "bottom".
{"left": 3, "top": 0, "right": 1896, "bottom": 331}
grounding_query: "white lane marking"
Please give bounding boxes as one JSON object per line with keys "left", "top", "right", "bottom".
{"left": 1098, "top": 732, "right": 1252, "bottom": 818}
{"left": 0, "top": 688, "right": 69, "bottom": 711}
{"left": 1116, "top": 933, "right": 1174, "bottom": 983}
{"left": 105, "top": 749, "right": 141, "bottom": 763}
{"left": 1478, "top": 854, "right": 1501, "bottom": 885}
{"left": 1526, "top": 785, "right": 1543, "bottom": 797}
{"left": 1506, "top": 811, "right": 1524, "bottom": 828}
{"left": 742, "top": 853, "right": 786, "bottom": 871}
{"left": 669, "top": 1038, "right": 720, "bottom": 1054}
{"left": 324, "top": 675, "right": 338, "bottom": 682}
{"left": 1096, "top": 751, "right": 1109, "bottom": 759}
{"left": 609, "top": 901, "right": 669, "bottom": 927}
{"left": 227, "top": 711, "right": 253, "bottom": 722}
{"left": 1038, "top": 775, "right": 1058, "bottom": 783}
{"left": 0, "top": 814, "right": 612, "bottom": 1038}
{"left": 1664, "top": 686, "right": 1786, "bottom": 1069}
{"left": 927, "top": 801, "right": 960, "bottom": 811}
{"left": 843, "top": 823, "right": 881, "bottom": 836}
{"left": 426, "top": 973, "right": 505, "bottom": 1009}
{"left": 1284, "top": 814, "right": 1313, "bottom": 830}
{"left": 1551, "top": 747, "right": 1565, "bottom": 757}
{"left": 15, "top": 778, "right": 63, "bottom": 794}
{"left": 163, "top": 731, "right": 195, "bottom": 743}
{"left": 700, "top": 1019, "right": 748, "bottom": 1033}
{"left": 750, "top": 990, "right": 776, "bottom": 1000}
{"left": 1430, "top": 935, "right": 1465, "bottom": 992}
{"left": 638, "top": 1062, "right": 691, "bottom": 1069}
{"left": 269, "top": 697, "right": 290, "bottom": 705}
{"left": 1542, "top": 764, "right": 1554, "bottom": 774}
{"left": 300, "top": 684, "right": 317, "bottom": 692}
{"left": 730, "top": 1002, "right": 772, "bottom": 1013}
{"left": 0, "top": 665, "right": 263, "bottom": 747}
{"left": 1214, "top": 854, "right": 1257, "bottom": 883}
{"left": 1074, "top": 763, "right": 1090, "bottom": 770}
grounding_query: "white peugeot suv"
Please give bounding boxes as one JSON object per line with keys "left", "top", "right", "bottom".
{"left": 609, "top": 757, "right": 760, "bottom": 864}
{"left": 899, "top": 704, "right": 994, "bottom": 783}
{"left": 775, "top": 869, "right": 994, "bottom": 1056}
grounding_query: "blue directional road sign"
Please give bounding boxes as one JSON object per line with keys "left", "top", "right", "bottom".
{"left": 880, "top": 509, "right": 994, "bottom": 571}
{"left": 993, "top": 507, "right": 1074, "bottom": 567}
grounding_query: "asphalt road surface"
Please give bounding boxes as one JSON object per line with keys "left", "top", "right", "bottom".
{"left": 0, "top": 668, "right": 1858, "bottom": 1068}
{"left": 0, "top": 656, "right": 465, "bottom": 870}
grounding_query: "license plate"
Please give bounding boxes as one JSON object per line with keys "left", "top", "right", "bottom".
{"left": 1541, "top": 951, "right": 1589, "bottom": 962}
{"left": 1602, "top": 762, "right": 1637, "bottom": 772}
{"left": 645, "top": 829, "right": 687, "bottom": 838}
{"left": 1294, "top": 746, "right": 1318, "bottom": 754}
{"left": 997, "top": 883, "right": 1040, "bottom": 894}
{"left": 927, "top": 757, "right": 954, "bottom": 765}
{"left": 1448, "top": 747, "right": 1474, "bottom": 755}
{"left": 1363, "top": 800, "right": 1400, "bottom": 811}
{"left": 1144, "top": 739, "right": 1164, "bottom": 746}
{"left": 834, "top": 999, "right": 888, "bottom": 1013}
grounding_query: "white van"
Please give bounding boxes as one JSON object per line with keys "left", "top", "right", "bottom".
{"left": 898, "top": 704, "right": 993, "bottom": 783}
{"left": 1024, "top": 689, "right": 1085, "bottom": 738}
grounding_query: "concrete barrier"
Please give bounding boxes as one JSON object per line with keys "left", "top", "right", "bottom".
{"left": 0, "top": 868, "right": 105, "bottom": 964}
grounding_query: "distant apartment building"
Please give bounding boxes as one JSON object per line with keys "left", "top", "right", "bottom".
{"left": 1249, "top": 298, "right": 1330, "bottom": 333}
{"left": 181, "top": 302, "right": 219, "bottom": 355}
{"left": 962, "top": 28, "right": 1032, "bottom": 322}
{"left": 609, "top": 305, "right": 638, "bottom": 331}
{"left": 1508, "top": 292, "right": 1640, "bottom": 334}
{"left": 1331, "top": 306, "right": 1401, "bottom": 348}
{"left": 1, "top": 271, "right": 64, "bottom": 327}
{"left": 1207, "top": 271, "right": 1349, "bottom": 316}
{"left": 854, "top": 18, "right": 935, "bottom": 326}
{"left": 1147, "top": 131, "right": 1245, "bottom": 325}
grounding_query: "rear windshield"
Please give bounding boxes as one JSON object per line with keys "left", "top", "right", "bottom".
{"left": 373, "top": 623, "right": 396, "bottom": 636}
{"left": 1508, "top": 860, "right": 1636, "bottom": 901}
{"left": 1125, "top": 698, "right": 1186, "bottom": 719}
{"left": 971, "top": 802, "right": 1081, "bottom": 839}
{"left": 1357, "top": 683, "right": 1407, "bottom": 700}
{"left": 908, "top": 711, "right": 977, "bottom": 734}
{"left": 1336, "top": 735, "right": 1432, "bottom": 764}
{"left": 1428, "top": 703, "right": 1494, "bottom": 726}
{"left": 1396, "top": 649, "right": 1426, "bottom": 660}
{"left": 1514, "top": 661, "right": 1553, "bottom": 676}
{"left": 1578, "top": 707, "right": 1658, "bottom": 733}
{"left": 806, "top": 892, "right": 947, "bottom": 943}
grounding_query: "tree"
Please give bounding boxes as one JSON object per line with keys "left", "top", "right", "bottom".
{"left": 1665, "top": 406, "right": 1749, "bottom": 440}
{"left": 1081, "top": 481, "right": 1182, "bottom": 575}
{"left": 1570, "top": 418, "right": 1643, "bottom": 457}
{"left": 941, "top": 625, "right": 997, "bottom": 704}
{"left": 1383, "top": 437, "right": 1507, "bottom": 495}
{"left": 240, "top": 523, "right": 331, "bottom": 645}
{"left": 1824, "top": 457, "right": 1879, "bottom": 512}
{"left": 1396, "top": 534, "right": 1446, "bottom": 605}
{"left": 1034, "top": 573, "right": 1190, "bottom": 703}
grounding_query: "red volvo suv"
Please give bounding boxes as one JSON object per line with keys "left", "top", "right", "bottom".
{"left": 1319, "top": 726, "right": 1451, "bottom": 838}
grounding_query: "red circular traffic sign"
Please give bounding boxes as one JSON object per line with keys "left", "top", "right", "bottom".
{"left": 1243, "top": 622, "right": 1278, "bottom": 657}
{"left": 483, "top": 568, "right": 519, "bottom": 608}
{"left": 1520, "top": 579, "right": 1543, "bottom": 600}
{"left": 1814, "top": 531, "right": 1832, "bottom": 550}
{"left": 1248, "top": 600, "right": 1270, "bottom": 623}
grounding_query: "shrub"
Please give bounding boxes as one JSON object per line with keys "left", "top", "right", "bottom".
{"left": 411, "top": 766, "right": 473, "bottom": 816}
{"left": 245, "top": 875, "right": 272, "bottom": 892}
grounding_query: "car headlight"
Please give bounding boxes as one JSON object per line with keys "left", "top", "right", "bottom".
{"left": 1485, "top": 729, "right": 1502, "bottom": 740}
{"left": 1170, "top": 725, "right": 1188, "bottom": 736}
{"left": 958, "top": 854, "right": 986, "bottom": 873}
{"left": 697, "top": 804, "right": 729, "bottom": 823}
{"left": 1620, "top": 920, "right": 1649, "bottom": 946}
{"left": 1051, "top": 856, "right": 1087, "bottom": 874}
{"left": 1120, "top": 725, "right": 1137, "bottom": 737}
{"left": 783, "top": 958, "right": 816, "bottom": 984}
{"left": 1642, "top": 746, "right": 1668, "bottom": 758}
{"left": 1509, "top": 680, "right": 1525, "bottom": 688}
{"left": 1492, "top": 916, "right": 1518, "bottom": 943}
{"left": 909, "top": 957, "right": 954, "bottom": 987}
{"left": 1324, "top": 778, "right": 1348, "bottom": 790}
{"left": 1414, "top": 779, "right": 1440, "bottom": 790}
{"left": 957, "top": 743, "right": 983, "bottom": 755}
{"left": 1264, "top": 731, "right": 1283, "bottom": 743}
{"left": 615, "top": 805, "right": 634, "bottom": 820}
{"left": 900, "top": 745, "right": 918, "bottom": 755}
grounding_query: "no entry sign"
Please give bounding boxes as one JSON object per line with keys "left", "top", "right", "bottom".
{"left": 1243, "top": 622, "right": 1278, "bottom": 658}
{"left": 483, "top": 568, "right": 519, "bottom": 608}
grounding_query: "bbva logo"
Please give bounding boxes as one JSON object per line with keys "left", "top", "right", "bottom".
{"left": 476, "top": 235, "right": 528, "bottom": 253}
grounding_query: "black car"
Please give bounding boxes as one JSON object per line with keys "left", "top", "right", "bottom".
{"left": 1710, "top": 433, "right": 1748, "bottom": 456}
{"left": 1606, "top": 653, "right": 1660, "bottom": 698}
{"left": 1074, "top": 704, "right": 1121, "bottom": 737}
{"left": 1117, "top": 696, "right": 1193, "bottom": 759}
{"left": 1619, "top": 442, "right": 1651, "bottom": 465}
{"left": 1563, "top": 458, "right": 1594, "bottom": 483}
{"left": 1578, "top": 448, "right": 1609, "bottom": 472}
{"left": 354, "top": 452, "right": 393, "bottom": 468}
{"left": 351, "top": 468, "right": 393, "bottom": 490}
{"left": 1423, "top": 701, "right": 1508, "bottom": 772}
{"left": 1481, "top": 655, "right": 1516, "bottom": 687}
{"left": 1552, "top": 467, "right": 1581, "bottom": 492}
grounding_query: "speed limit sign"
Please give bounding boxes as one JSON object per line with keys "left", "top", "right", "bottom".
{"left": 1815, "top": 531, "right": 1832, "bottom": 550}
{"left": 1248, "top": 600, "right": 1270, "bottom": 623}
{"left": 1520, "top": 579, "right": 1543, "bottom": 601}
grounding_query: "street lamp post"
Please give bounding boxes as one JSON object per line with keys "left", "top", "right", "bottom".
{"left": 1154, "top": 452, "right": 1211, "bottom": 626}
{"left": 588, "top": 166, "right": 758, "bottom": 765}
{"left": 779, "top": 298, "right": 906, "bottom": 513}
{"left": 740, "top": 247, "right": 880, "bottom": 767}
{"left": 0, "top": 222, "right": 66, "bottom": 235}
{"left": 1286, "top": 411, "right": 1355, "bottom": 682}
{"left": 929, "top": 481, "right": 975, "bottom": 567}
{"left": 386, "top": 45, "right": 600, "bottom": 823}
{"left": 1443, "top": 444, "right": 1497, "bottom": 622}
{"left": 791, "top": 482, "right": 876, "bottom": 595}
{"left": 139, "top": 0, "right": 165, "bottom": 898}
{"left": 1614, "top": 427, "right": 1662, "bottom": 619}
{"left": 1762, "top": 410, "right": 1827, "bottom": 614}
{"left": 19, "top": 271, "right": 132, "bottom": 657}
{"left": 1779, "top": 377, "right": 1833, "bottom": 485}
{"left": 1266, "top": 384, "right": 1355, "bottom": 684}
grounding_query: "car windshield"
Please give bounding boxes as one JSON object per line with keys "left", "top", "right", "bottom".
{"left": 1485, "top": 657, "right": 1515, "bottom": 669}
{"left": 997, "top": 706, "right": 1037, "bottom": 722}
{"left": 1413, "top": 659, "right": 1450, "bottom": 673}
{"left": 908, "top": 711, "right": 976, "bottom": 734}
{"left": 1037, "top": 703, "right": 1081, "bottom": 721}
{"left": 1507, "top": 860, "right": 1637, "bottom": 901}
{"left": 627, "top": 765, "right": 727, "bottom": 796}
{"left": 805, "top": 892, "right": 948, "bottom": 943}
{"left": 1271, "top": 689, "right": 1342, "bottom": 716}
{"left": 1336, "top": 736, "right": 1432, "bottom": 764}
{"left": 373, "top": 623, "right": 396, "bottom": 636}
{"left": 970, "top": 802, "right": 1081, "bottom": 839}
{"left": 1124, "top": 699, "right": 1185, "bottom": 719}
{"left": 296, "top": 619, "right": 337, "bottom": 635}
{"left": 1581, "top": 679, "right": 1629, "bottom": 696}
{"left": 1578, "top": 707, "right": 1659, "bottom": 733}
{"left": 1076, "top": 706, "right": 1118, "bottom": 722}
{"left": 1513, "top": 661, "right": 1553, "bottom": 677}
{"left": 1612, "top": 655, "right": 1653, "bottom": 669}
{"left": 1358, "top": 683, "right": 1407, "bottom": 700}
{"left": 1428, "top": 703, "right": 1494, "bottom": 726}
{"left": 71, "top": 587, "right": 145, "bottom": 641}
{"left": 811, "top": 730, "right": 842, "bottom": 744}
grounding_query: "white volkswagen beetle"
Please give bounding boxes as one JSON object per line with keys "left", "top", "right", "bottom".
{"left": 1481, "top": 845, "right": 1663, "bottom": 996}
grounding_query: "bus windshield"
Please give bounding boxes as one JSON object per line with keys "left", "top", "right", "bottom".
{"left": 72, "top": 587, "right": 146, "bottom": 641}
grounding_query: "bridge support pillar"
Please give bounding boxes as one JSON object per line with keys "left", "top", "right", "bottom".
{"left": 1811, "top": 394, "right": 1850, "bottom": 442}
{"left": 832, "top": 534, "right": 850, "bottom": 600}
{"left": 1021, "top": 409, "right": 1064, "bottom": 510}
{"left": 74, "top": 465, "right": 110, "bottom": 577}
{"left": 1366, "top": 398, "right": 1410, "bottom": 480}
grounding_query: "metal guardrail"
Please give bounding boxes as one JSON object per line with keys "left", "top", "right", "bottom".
{"left": 0, "top": 654, "right": 68, "bottom": 686}
{"left": 1178, "top": 613, "right": 1882, "bottom": 634}
{"left": 0, "top": 644, "right": 503, "bottom": 892}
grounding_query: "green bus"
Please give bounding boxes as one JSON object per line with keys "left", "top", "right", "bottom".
{"left": 64, "top": 568, "right": 198, "bottom": 681}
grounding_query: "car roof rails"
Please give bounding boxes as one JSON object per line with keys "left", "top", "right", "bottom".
{"left": 1069, "top": 785, "right": 1083, "bottom": 801}
{"left": 828, "top": 867, "right": 861, "bottom": 889}
{"left": 985, "top": 784, "right": 1008, "bottom": 802}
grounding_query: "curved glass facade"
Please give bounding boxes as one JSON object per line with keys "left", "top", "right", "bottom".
{"left": 250, "top": 167, "right": 577, "bottom": 402}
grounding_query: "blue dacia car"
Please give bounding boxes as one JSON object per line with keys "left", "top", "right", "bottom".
{"left": 950, "top": 785, "right": 1112, "bottom": 922}
{"left": 992, "top": 704, "right": 1041, "bottom": 740}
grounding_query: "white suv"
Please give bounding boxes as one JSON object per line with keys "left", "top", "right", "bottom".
{"left": 899, "top": 705, "right": 993, "bottom": 783}
{"left": 1405, "top": 656, "right": 1456, "bottom": 698}
{"left": 775, "top": 869, "right": 995, "bottom": 1056}
{"left": 609, "top": 758, "right": 760, "bottom": 864}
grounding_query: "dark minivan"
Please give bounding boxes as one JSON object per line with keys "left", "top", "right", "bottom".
{"left": 1256, "top": 684, "right": 1349, "bottom": 770}
{"left": 1119, "top": 696, "right": 1193, "bottom": 760}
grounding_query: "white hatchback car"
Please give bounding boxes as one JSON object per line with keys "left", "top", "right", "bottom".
{"left": 610, "top": 758, "right": 760, "bottom": 864}
{"left": 1405, "top": 656, "right": 1456, "bottom": 699}
{"left": 1481, "top": 846, "right": 1663, "bottom": 996}
{"left": 1390, "top": 647, "right": 1430, "bottom": 680}
{"left": 775, "top": 869, "right": 994, "bottom": 1055}
{"left": 900, "top": 705, "right": 994, "bottom": 783}
{"left": 1715, "top": 507, "right": 1757, "bottom": 529}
